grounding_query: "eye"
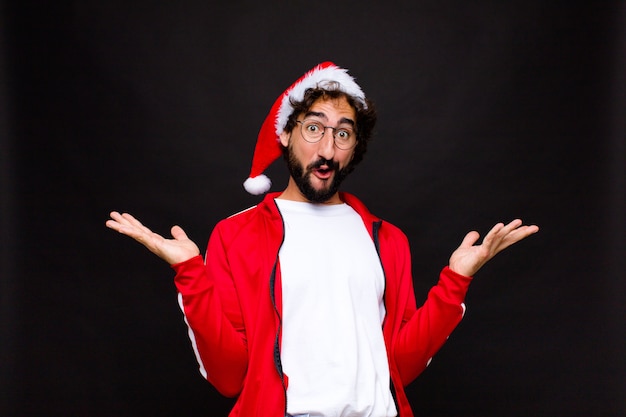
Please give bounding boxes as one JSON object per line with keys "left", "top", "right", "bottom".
{"left": 336, "top": 129, "right": 352, "bottom": 140}
{"left": 304, "top": 122, "right": 323, "bottom": 134}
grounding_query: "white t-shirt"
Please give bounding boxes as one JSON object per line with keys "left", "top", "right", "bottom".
{"left": 275, "top": 199, "right": 397, "bottom": 417}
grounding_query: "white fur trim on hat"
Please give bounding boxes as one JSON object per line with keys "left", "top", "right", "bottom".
{"left": 275, "top": 63, "right": 367, "bottom": 136}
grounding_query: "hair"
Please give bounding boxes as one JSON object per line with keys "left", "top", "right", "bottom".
{"left": 282, "top": 86, "right": 377, "bottom": 172}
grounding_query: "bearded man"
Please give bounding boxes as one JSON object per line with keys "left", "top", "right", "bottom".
{"left": 106, "top": 62, "right": 538, "bottom": 417}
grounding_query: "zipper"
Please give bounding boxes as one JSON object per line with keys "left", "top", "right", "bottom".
{"left": 270, "top": 200, "right": 288, "bottom": 416}
{"left": 372, "top": 220, "right": 401, "bottom": 415}
{"left": 270, "top": 259, "right": 288, "bottom": 416}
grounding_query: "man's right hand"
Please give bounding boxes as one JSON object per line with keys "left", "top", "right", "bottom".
{"left": 106, "top": 211, "right": 200, "bottom": 265}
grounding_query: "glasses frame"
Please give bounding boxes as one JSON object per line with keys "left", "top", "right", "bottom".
{"left": 296, "top": 119, "right": 357, "bottom": 150}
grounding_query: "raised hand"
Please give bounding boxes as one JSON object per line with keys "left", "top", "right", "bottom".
{"left": 448, "top": 219, "right": 539, "bottom": 277}
{"left": 105, "top": 211, "right": 200, "bottom": 265}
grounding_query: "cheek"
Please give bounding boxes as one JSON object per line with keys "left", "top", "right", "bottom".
{"left": 292, "top": 142, "right": 316, "bottom": 164}
{"left": 287, "top": 143, "right": 310, "bottom": 169}
{"left": 339, "top": 150, "right": 356, "bottom": 167}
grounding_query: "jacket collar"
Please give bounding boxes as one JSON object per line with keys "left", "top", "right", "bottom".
{"left": 258, "top": 191, "right": 381, "bottom": 226}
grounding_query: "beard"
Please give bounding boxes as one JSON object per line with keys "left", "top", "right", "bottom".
{"left": 286, "top": 145, "right": 351, "bottom": 203}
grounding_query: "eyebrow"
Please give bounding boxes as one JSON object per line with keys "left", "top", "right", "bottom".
{"left": 303, "top": 111, "right": 355, "bottom": 127}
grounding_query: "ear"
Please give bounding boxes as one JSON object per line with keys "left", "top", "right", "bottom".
{"left": 279, "top": 130, "right": 290, "bottom": 147}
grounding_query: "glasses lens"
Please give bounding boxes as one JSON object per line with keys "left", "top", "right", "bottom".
{"left": 333, "top": 128, "right": 355, "bottom": 149}
{"left": 301, "top": 120, "right": 324, "bottom": 142}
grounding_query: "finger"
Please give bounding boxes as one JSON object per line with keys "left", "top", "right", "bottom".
{"left": 501, "top": 219, "right": 524, "bottom": 234}
{"left": 459, "top": 230, "right": 480, "bottom": 248}
{"left": 120, "top": 213, "right": 154, "bottom": 235}
{"left": 119, "top": 212, "right": 143, "bottom": 227}
{"left": 481, "top": 222, "right": 505, "bottom": 247}
{"left": 171, "top": 225, "right": 189, "bottom": 241}
{"left": 105, "top": 218, "right": 122, "bottom": 231}
{"left": 107, "top": 211, "right": 139, "bottom": 232}
{"left": 107, "top": 211, "right": 125, "bottom": 224}
{"left": 483, "top": 223, "right": 539, "bottom": 257}
{"left": 106, "top": 211, "right": 131, "bottom": 232}
{"left": 501, "top": 224, "right": 540, "bottom": 246}
{"left": 499, "top": 220, "right": 538, "bottom": 241}
{"left": 106, "top": 212, "right": 152, "bottom": 242}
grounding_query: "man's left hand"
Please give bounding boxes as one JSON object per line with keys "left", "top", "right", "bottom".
{"left": 449, "top": 219, "right": 539, "bottom": 277}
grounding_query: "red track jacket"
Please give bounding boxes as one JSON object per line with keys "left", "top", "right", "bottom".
{"left": 173, "top": 192, "right": 472, "bottom": 417}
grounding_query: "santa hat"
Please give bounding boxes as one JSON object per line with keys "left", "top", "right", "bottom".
{"left": 243, "top": 61, "right": 367, "bottom": 195}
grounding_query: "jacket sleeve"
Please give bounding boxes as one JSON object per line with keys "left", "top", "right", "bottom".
{"left": 393, "top": 265, "right": 472, "bottom": 385}
{"left": 172, "top": 224, "right": 248, "bottom": 397}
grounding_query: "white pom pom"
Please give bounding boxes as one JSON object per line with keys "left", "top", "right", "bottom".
{"left": 243, "top": 175, "right": 272, "bottom": 195}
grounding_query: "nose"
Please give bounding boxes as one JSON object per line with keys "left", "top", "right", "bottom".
{"left": 317, "top": 127, "right": 336, "bottom": 160}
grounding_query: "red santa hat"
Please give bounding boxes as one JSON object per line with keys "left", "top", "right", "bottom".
{"left": 243, "top": 61, "right": 367, "bottom": 195}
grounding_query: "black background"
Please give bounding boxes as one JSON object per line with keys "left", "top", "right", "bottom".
{"left": 1, "top": 1, "right": 625, "bottom": 416}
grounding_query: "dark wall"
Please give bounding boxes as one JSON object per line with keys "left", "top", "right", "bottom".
{"left": 2, "top": 1, "right": 625, "bottom": 416}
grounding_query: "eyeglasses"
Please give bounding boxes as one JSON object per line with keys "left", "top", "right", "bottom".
{"left": 296, "top": 119, "right": 357, "bottom": 150}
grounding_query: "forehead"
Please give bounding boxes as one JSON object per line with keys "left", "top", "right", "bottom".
{"left": 306, "top": 96, "right": 356, "bottom": 121}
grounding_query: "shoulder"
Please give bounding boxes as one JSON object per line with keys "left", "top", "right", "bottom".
{"left": 211, "top": 193, "right": 282, "bottom": 243}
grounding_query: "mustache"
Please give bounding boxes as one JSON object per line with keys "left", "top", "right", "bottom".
{"left": 308, "top": 158, "right": 338, "bottom": 171}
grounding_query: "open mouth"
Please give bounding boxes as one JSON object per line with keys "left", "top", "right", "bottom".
{"left": 313, "top": 166, "right": 334, "bottom": 180}
{"left": 310, "top": 159, "right": 337, "bottom": 181}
